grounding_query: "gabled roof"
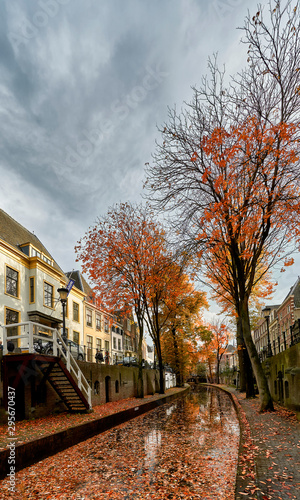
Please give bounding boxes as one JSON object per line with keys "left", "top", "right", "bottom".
{"left": 0, "top": 208, "right": 64, "bottom": 274}
{"left": 65, "top": 270, "right": 94, "bottom": 301}
{"left": 281, "top": 276, "right": 300, "bottom": 308}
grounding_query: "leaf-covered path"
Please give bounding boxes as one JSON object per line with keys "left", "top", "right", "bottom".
{"left": 228, "top": 387, "right": 300, "bottom": 500}
{"left": 1, "top": 386, "right": 239, "bottom": 499}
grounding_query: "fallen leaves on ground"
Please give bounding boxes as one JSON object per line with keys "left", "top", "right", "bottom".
{"left": 232, "top": 391, "right": 300, "bottom": 500}
{"left": 0, "top": 389, "right": 181, "bottom": 450}
{"left": 0, "top": 387, "right": 239, "bottom": 500}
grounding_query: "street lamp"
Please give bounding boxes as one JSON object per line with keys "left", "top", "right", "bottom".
{"left": 262, "top": 306, "right": 273, "bottom": 357}
{"left": 57, "top": 287, "right": 68, "bottom": 344}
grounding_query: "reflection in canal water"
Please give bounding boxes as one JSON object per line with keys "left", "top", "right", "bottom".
{"left": 144, "top": 429, "right": 162, "bottom": 469}
{"left": 138, "top": 386, "right": 239, "bottom": 499}
{"left": 82, "top": 386, "right": 239, "bottom": 499}
{"left": 4, "top": 386, "right": 240, "bottom": 500}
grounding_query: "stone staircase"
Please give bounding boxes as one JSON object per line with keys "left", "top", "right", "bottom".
{"left": 2, "top": 322, "right": 92, "bottom": 415}
{"left": 41, "top": 356, "right": 89, "bottom": 412}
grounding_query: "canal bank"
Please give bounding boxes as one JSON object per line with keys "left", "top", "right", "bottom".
{"left": 0, "top": 386, "right": 188, "bottom": 480}
{"left": 2, "top": 383, "right": 297, "bottom": 500}
{"left": 219, "top": 385, "right": 300, "bottom": 500}
{"left": 0, "top": 385, "right": 240, "bottom": 499}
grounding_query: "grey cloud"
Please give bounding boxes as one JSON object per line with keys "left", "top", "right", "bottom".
{"left": 0, "top": 0, "right": 261, "bottom": 274}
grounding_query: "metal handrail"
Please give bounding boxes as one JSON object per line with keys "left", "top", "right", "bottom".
{"left": 1, "top": 321, "right": 92, "bottom": 408}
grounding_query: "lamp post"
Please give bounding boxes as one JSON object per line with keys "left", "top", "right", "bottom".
{"left": 262, "top": 306, "right": 273, "bottom": 357}
{"left": 57, "top": 287, "right": 68, "bottom": 344}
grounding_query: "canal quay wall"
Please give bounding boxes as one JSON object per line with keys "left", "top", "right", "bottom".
{"left": 0, "top": 386, "right": 189, "bottom": 480}
{"left": 77, "top": 361, "right": 160, "bottom": 406}
{"left": 0, "top": 359, "right": 163, "bottom": 421}
{"left": 208, "top": 384, "right": 255, "bottom": 499}
{"left": 262, "top": 343, "right": 300, "bottom": 416}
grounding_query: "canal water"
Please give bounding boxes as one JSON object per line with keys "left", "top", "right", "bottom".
{"left": 4, "top": 386, "right": 240, "bottom": 500}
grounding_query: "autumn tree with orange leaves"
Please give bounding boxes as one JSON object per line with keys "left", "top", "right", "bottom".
{"left": 158, "top": 274, "right": 208, "bottom": 386}
{"left": 75, "top": 202, "right": 169, "bottom": 398}
{"left": 141, "top": 250, "right": 184, "bottom": 393}
{"left": 197, "top": 325, "right": 215, "bottom": 383}
{"left": 199, "top": 247, "right": 275, "bottom": 397}
{"left": 204, "top": 320, "right": 231, "bottom": 385}
{"left": 145, "top": 1, "right": 300, "bottom": 411}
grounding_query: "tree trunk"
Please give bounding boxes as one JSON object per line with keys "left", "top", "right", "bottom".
{"left": 240, "top": 299, "right": 274, "bottom": 411}
{"left": 207, "top": 358, "right": 212, "bottom": 383}
{"left": 136, "top": 316, "right": 144, "bottom": 398}
{"left": 243, "top": 346, "right": 255, "bottom": 398}
{"left": 158, "top": 354, "right": 165, "bottom": 394}
{"left": 236, "top": 318, "right": 255, "bottom": 397}
{"left": 236, "top": 317, "right": 246, "bottom": 391}
{"left": 155, "top": 335, "right": 165, "bottom": 394}
{"left": 172, "top": 327, "right": 183, "bottom": 387}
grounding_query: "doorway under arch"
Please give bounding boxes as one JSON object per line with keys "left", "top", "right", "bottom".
{"left": 105, "top": 376, "right": 111, "bottom": 403}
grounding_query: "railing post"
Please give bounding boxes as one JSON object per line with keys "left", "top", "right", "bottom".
{"left": 88, "top": 387, "right": 92, "bottom": 408}
{"left": 28, "top": 322, "right": 34, "bottom": 354}
{"left": 66, "top": 349, "right": 70, "bottom": 372}
{"left": 53, "top": 329, "right": 58, "bottom": 356}
{"left": 2, "top": 325, "right": 7, "bottom": 355}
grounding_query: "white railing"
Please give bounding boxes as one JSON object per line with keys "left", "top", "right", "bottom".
{"left": 1, "top": 321, "right": 92, "bottom": 409}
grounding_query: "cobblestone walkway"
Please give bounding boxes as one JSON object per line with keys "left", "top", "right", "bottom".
{"left": 229, "top": 388, "right": 300, "bottom": 500}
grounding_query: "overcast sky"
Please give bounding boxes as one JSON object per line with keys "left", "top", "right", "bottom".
{"left": 0, "top": 0, "right": 298, "bottom": 317}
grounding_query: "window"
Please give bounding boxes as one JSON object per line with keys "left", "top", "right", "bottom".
{"left": 20, "top": 244, "right": 29, "bottom": 256}
{"left": 73, "top": 302, "right": 79, "bottom": 322}
{"left": 44, "top": 282, "right": 53, "bottom": 308}
{"left": 86, "top": 309, "right": 92, "bottom": 327}
{"left": 96, "top": 315, "right": 101, "bottom": 331}
{"left": 29, "top": 277, "right": 35, "bottom": 303}
{"left": 285, "top": 380, "right": 289, "bottom": 399}
{"left": 87, "top": 335, "right": 93, "bottom": 362}
{"left": 73, "top": 331, "right": 79, "bottom": 344}
{"left": 118, "top": 339, "right": 121, "bottom": 351}
{"left": 96, "top": 338, "right": 101, "bottom": 351}
{"left": 113, "top": 337, "right": 117, "bottom": 349}
{"left": 5, "top": 308, "right": 20, "bottom": 340}
{"left": 104, "top": 318, "right": 109, "bottom": 333}
{"left": 6, "top": 266, "right": 19, "bottom": 297}
{"left": 105, "top": 340, "right": 109, "bottom": 351}
{"left": 31, "top": 248, "right": 41, "bottom": 258}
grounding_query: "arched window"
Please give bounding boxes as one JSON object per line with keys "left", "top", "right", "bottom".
{"left": 94, "top": 380, "right": 100, "bottom": 395}
{"left": 285, "top": 380, "right": 289, "bottom": 399}
{"left": 115, "top": 380, "right": 119, "bottom": 393}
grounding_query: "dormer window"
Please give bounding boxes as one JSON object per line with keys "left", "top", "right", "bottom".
{"left": 31, "top": 248, "right": 41, "bottom": 258}
{"left": 43, "top": 255, "right": 51, "bottom": 265}
{"left": 29, "top": 245, "right": 53, "bottom": 265}
{"left": 20, "top": 245, "right": 30, "bottom": 256}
